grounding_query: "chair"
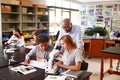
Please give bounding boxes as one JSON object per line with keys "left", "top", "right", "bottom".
{"left": 80, "top": 60, "right": 88, "bottom": 70}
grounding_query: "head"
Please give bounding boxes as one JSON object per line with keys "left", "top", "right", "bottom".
{"left": 62, "top": 18, "right": 72, "bottom": 33}
{"left": 32, "top": 30, "right": 40, "bottom": 40}
{"left": 13, "top": 28, "right": 21, "bottom": 38}
{"left": 60, "top": 35, "right": 77, "bottom": 50}
{"left": 36, "top": 35, "right": 49, "bottom": 51}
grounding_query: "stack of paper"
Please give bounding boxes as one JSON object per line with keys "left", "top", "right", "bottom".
{"left": 11, "top": 65, "right": 36, "bottom": 75}
{"left": 62, "top": 70, "right": 84, "bottom": 78}
{"left": 28, "top": 60, "right": 47, "bottom": 69}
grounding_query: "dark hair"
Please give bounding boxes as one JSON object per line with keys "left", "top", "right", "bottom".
{"left": 13, "top": 27, "right": 22, "bottom": 35}
{"left": 36, "top": 34, "right": 49, "bottom": 44}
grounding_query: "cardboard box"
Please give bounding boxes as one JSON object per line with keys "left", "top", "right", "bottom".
{"left": 20, "top": 0, "right": 33, "bottom": 6}
{"left": 33, "top": 4, "right": 47, "bottom": 8}
{"left": 1, "top": 0, "right": 20, "bottom": 5}
{"left": 1, "top": 5, "right": 11, "bottom": 12}
{"left": 8, "top": 0, "right": 20, "bottom": 5}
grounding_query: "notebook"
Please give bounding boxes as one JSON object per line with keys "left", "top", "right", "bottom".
{"left": 62, "top": 70, "right": 84, "bottom": 78}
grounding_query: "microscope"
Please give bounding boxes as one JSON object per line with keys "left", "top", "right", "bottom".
{"left": 45, "top": 46, "right": 61, "bottom": 74}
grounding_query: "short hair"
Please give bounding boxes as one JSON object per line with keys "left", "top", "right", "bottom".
{"left": 60, "top": 35, "right": 77, "bottom": 49}
{"left": 36, "top": 34, "right": 49, "bottom": 44}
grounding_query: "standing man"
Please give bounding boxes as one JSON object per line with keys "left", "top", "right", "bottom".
{"left": 54, "top": 18, "right": 84, "bottom": 50}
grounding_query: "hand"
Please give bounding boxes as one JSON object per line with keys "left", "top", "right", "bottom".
{"left": 24, "top": 59, "right": 30, "bottom": 65}
{"left": 54, "top": 62, "right": 63, "bottom": 67}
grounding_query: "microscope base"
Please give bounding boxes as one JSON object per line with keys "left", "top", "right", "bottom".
{"left": 45, "top": 65, "right": 58, "bottom": 74}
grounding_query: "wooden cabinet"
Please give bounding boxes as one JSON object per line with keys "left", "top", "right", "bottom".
{"left": 90, "top": 39, "right": 104, "bottom": 57}
{"left": 83, "top": 39, "right": 91, "bottom": 57}
{"left": 84, "top": 39, "right": 104, "bottom": 57}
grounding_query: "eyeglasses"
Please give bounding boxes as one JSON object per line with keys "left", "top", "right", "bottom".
{"left": 63, "top": 27, "right": 70, "bottom": 29}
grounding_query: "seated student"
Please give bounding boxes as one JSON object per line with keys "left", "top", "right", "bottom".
{"left": 25, "top": 30, "right": 40, "bottom": 46}
{"left": 55, "top": 35, "right": 83, "bottom": 72}
{"left": 24, "top": 34, "right": 53, "bottom": 64}
{"left": 5, "top": 28, "right": 25, "bottom": 47}
{"left": 113, "top": 30, "right": 120, "bottom": 38}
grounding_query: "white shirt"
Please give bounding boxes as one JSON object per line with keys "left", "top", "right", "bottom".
{"left": 54, "top": 25, "right": 84, "bottom": 50}
{"left": 7, "top": 35, "right": 25, "bottom": 47}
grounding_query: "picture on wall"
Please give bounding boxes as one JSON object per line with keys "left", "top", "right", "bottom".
{"left": 104, "top": 5, "right": 113, "bottom": 16}
{"left": 105, "top": 17, "right": 112, "bottom": 28}
{"left": 81, "top": 16, "right": 88, "bottom": 26}
{"left": 87, "top": 6, "right": 94, "bottom": 16}
{"left": 79, "top": 6, "right": 86, "bottom": 15}
{"left": 95, "top": 9, "right": 103, "bottom": 15}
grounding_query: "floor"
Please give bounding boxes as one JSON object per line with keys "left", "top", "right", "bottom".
{"left": 85, "top": 58, "right": 120, "bottom": 80}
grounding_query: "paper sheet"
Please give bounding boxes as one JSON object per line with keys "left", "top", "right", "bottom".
{"left": 28, "top": 60, "right": 47, "bottom": 69}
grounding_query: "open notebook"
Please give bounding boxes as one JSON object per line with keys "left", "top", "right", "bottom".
{"left": 62, "top": 70, "right": 84, "bottom": 78}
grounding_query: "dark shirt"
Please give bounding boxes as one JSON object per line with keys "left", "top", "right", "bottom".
{"left": 113, "top": 31, "right": 120, "bottom": 37}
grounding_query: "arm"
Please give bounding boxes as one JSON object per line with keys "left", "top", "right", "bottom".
{"left": 55, "top": 49, "right": 83, "bottom": 70}
{"left": 5, "top": 35, "right": 15, "bottom": 45}
{"left": 75, "top": 26, "right": 84, "bottom": 50}
{"left": 24, "top": 46, "right": 37, "bottom": 64}
{"left": 55, "top": 61, "right": 81, "bottom": 71}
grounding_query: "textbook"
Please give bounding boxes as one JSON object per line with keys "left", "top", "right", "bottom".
{"left": 62, "top": 70, "right": 84, "bottom": 78}
{"left": 11, "top": 65, "right": 37, "bottom": 75}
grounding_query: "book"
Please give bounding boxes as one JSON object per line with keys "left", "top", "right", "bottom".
{"left": 62, "top": 70, "right": 84, "bottom": 78}
{"left": 11, "top": 65, "right": 37, "bottom": 75}
{"left": 44, "top": 75, "right": 66, "bottom": 80}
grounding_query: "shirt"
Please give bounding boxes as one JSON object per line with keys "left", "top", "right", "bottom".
{"left": 7, "top": 35, "right": 25, "bottom": 47}
{"left": 54, "top": 25, "right": 84, "bottom": 50}
{"left": 25, "top": 45, "right": 53, "bottom": 60}
{"left": 62, "top": 48, "right": 83, "bottom": 66}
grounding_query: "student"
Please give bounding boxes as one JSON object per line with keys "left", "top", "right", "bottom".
{"left": 113, "top": 30, "right": 120, "bottom": 38}
{"left": 54, "top": 18, "right": 84, "bottom": 50}
{"left": 5, "top": 28, "right": 25, "bottom": 47}
{"left": 24, "top": 34, "right": 53, "bottom": 64}
{"left": 25, "top": 30, "right": 40, "bottom": 46}
{"left": 55, "top": 35, "right": 83, "bottom": 72}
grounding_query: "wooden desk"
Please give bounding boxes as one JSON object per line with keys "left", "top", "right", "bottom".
{"left": 83, "top": 39, "right": 91, "bottom": 57}
{"left": 100, "top": 47, "right": 120, "bottom": 80}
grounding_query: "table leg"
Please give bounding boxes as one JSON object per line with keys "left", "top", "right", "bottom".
{"left": 100, "top": 56, "right": 104, "bottom": 80}
{"left": 110, "top": 58, "right": 113, "bottom": 69}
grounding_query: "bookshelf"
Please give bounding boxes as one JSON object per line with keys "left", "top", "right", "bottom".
{"left": 1, "top": 3, "right": 49, "bottom": 44}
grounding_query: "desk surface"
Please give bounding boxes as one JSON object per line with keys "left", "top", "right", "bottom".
{"left": 0, "top": 64, "right": 45, "bottom": 80}
{"left": 0, "top": 64, "right": 92, "bottom": 80}
{"left": 102, "top": 46, "right": 120, "bottom": 55}
{"left": 0, "top": 47, "right": 30, "bottom": 68}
